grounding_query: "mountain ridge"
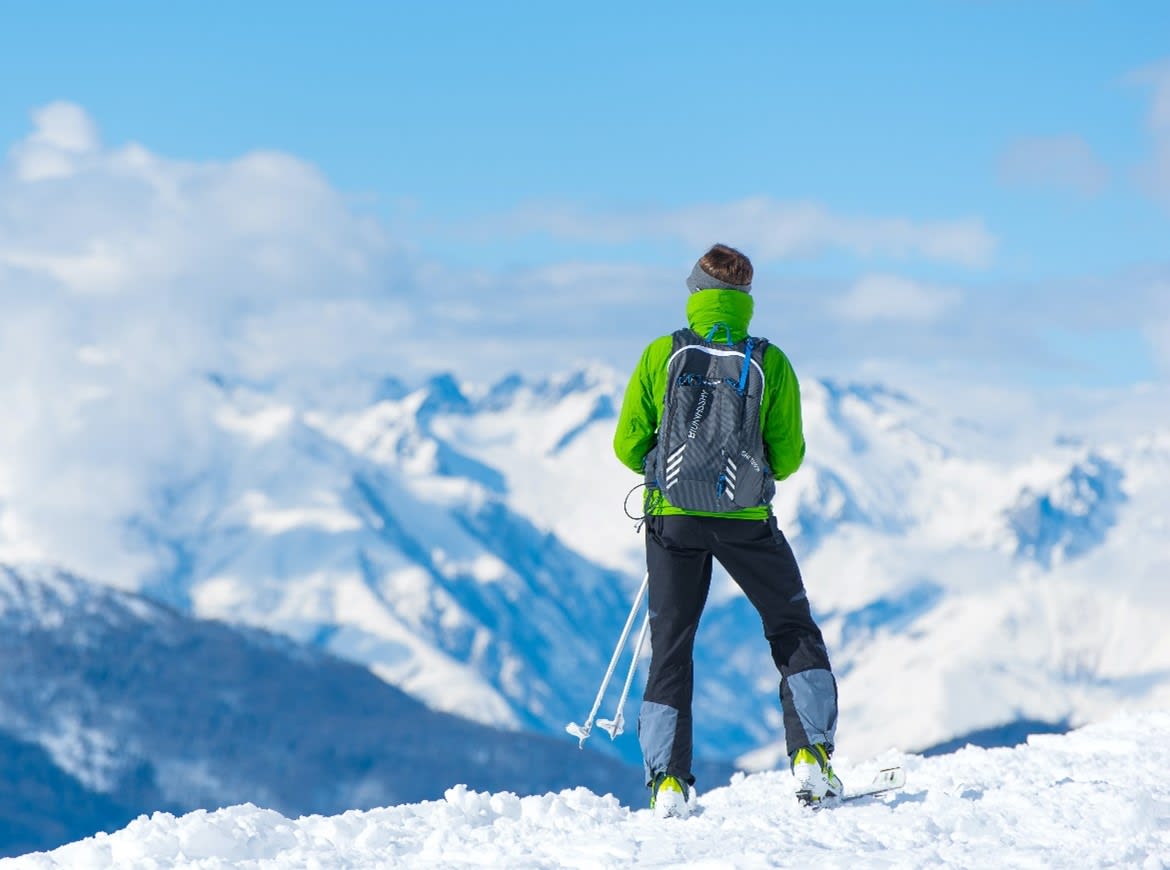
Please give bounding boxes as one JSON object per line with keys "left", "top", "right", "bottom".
{"left": 2, "top": 365, "right": 1168, "bottom": 768}
{"left": 0, "top": 563, "right": 662, "bottom": 856}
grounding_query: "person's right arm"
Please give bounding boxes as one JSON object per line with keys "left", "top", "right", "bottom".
{"left": 761, "top": 344, "right": 806, "bottom": 481}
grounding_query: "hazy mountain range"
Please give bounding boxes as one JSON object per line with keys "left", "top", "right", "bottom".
{"left": 0, "top": 565, "right": 662, "bottom": 856}
{"left": 2, "top": 364, "right": 1167, "bottom": 854}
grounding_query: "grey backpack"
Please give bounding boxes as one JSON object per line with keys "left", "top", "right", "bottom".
{"left": 644, "top": 327, "right": 775, "bottom": 512}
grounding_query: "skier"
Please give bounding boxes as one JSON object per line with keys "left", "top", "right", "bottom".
{"left": 614, "top": 244, "right": 840, "bottom": 818}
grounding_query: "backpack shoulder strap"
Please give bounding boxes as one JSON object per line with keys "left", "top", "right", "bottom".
{"left": 744, "top": 335, "right": 768, "bottom": 388}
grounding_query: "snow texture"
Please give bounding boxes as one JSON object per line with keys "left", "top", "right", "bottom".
{"left": 9, "top": 711, "right": 1170, "bottom": 869}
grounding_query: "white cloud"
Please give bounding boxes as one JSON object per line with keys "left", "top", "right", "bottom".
{"left": 8, "top": 101, "right": 100, "bottom": 181}
{"left": 1, "top": 107, "right": 398, "bottom": 315}
{"left": 0, "top": 102, "right": 408, "bottom": 580}
{"left": 0, "top": 103, "right": 686, "bottom": 584}
{"left": 484, "top": 197, "right": 997, "bottom": 267}
{"left": 998, "top": 135, "right": 1109, "bottom": 196}
{"left": 31, "top": 101, "right": 99, "bottom": 152}
{"left": 832, "top": 274, "right": 963, "bottom": 323}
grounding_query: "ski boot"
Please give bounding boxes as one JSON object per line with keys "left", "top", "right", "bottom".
{"left": 650, "top": 773, "right": 692, "bottom": 819}
{"left": 791, "top": 743, "right": 842, "bottom": 805}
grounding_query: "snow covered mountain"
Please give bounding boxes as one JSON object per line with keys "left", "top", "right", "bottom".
{"left": 123, "top": 370, "right": 640, "bottom": 752}
{"left": 2, "top": 364, "right": 1169, "bottom": 776}
{"left": 286, "top": 367, "right": 1170, "bottom": 764}
{"left": 11, "top": 711, "right": 1170, "bottom": 868}
{"left": 0, "top": 565, "right": 652, "bottom": 856}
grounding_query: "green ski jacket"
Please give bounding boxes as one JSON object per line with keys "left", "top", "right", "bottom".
{"left": 613, "top": 288, "right": 806, "bottom": 520}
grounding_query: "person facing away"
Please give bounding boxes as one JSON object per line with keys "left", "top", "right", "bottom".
{"left": 613, "top": 243, "right": 840, "bottom": 818}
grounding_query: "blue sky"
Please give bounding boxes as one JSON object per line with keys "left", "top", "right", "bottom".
{"left": 2, "top": 1, "right": 1168, "bottom": 395}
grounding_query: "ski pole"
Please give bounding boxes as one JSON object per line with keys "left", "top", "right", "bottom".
{"left": 597, "top": 607, "right": 650, "bottom": 740}
{"left": 565, "top": 571, "right": 649, "bottom": 748}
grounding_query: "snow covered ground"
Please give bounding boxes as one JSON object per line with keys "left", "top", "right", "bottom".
{"left": 11, "top": 711, "right": 1169, "bottom": 869}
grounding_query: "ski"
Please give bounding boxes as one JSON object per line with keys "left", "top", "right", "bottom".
{"left": 840, "top": 766, "right": 905, "bottom": 802}
{"left": 798, "top": 767, "right": 905, "bottom": 807}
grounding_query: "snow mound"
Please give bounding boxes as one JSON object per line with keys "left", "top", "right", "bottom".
{"left": 11, "top": 712, "right": 1170, "bottom": 869}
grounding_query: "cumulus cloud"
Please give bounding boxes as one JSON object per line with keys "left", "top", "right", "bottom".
{"left": 998, "top": 135, "right": 1109, "bottom": 197}
{"left": 1, "top": 103, "right": 401, "bottom": 354}
{"left": 7, "top": 101, "right": 100, "bottom": 181}
{"left": 0, "top": 103, "right": 687, "bottom": 583}
{"left": 0, "top": 102, "right": 407, "bottom": 580}
{"left": 476, "top": 197, "right": 997, "bottom": 268}
{"left": 832, "top": 274, "right": 963, "bottom": 323}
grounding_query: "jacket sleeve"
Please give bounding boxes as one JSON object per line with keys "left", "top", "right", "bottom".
{"left": 613, "top": 340, "right": 665, "bottom": 474}
{"left": 761, "top": 345, "right": 806, "bottom": 480}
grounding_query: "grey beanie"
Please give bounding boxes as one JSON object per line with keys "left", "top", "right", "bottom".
{"left": 685, "top": 260, "right": 752, "bottom": 295}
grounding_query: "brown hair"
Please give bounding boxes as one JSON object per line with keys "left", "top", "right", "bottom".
{"left": 698, "top": 244, "right": 753, "bottom": 287}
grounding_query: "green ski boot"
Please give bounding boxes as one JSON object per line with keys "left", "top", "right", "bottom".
{"left": 650, "top": 773, "right": 692, "bottom": 819}
{"left": 791, "top": 744, "right": 842, "bottom": 804}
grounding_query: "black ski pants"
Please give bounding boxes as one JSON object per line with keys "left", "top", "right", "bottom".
{"left": 637, "top": 514, "right": 838, "bottom": 787}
